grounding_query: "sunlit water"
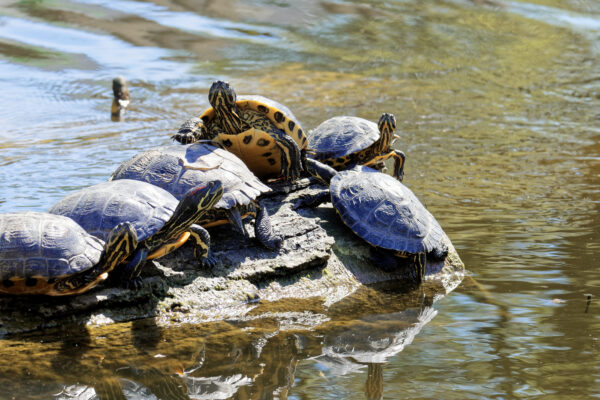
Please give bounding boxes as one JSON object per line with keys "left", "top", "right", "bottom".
{"left": 0, "top": 0, "right": 599, "bottom": 398}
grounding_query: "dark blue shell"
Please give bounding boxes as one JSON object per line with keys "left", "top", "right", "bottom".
{"left": 49, "top": 180, "right": 177, "bottom": 243}
{"left": 0, "top": 212, "right": 104, "bottom": 280}
{"left": 308, "top": 116, "right": 380, "bottom": 159}
{"left": 330, "top": 166, "right": 446, "bottom": 255}
{"left": 110, "top": 143, "right": 270, "bottom": 210}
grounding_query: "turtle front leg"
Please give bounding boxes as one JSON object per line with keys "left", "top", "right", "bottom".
{"left": 364, "top": 150, "right": 406, "bottom": 181}
{"left": 293, "top": 190, "right": 331, "bottom": 210}
{"left": 172, "top": 117, "right": 210, "bottom": 144}
{"left": 117, "top": 248, "right": 149, "bottom": 290}
{"left": 269, "top": 130, "right": 302, "bottom": 181}
{"left": 188, "top": 224, "right": 216, "bottom": 268}
{"left": 254, "top": 202, "right": 282, "bottom": 250}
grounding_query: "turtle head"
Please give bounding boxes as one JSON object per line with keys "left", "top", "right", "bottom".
{"left": 191, "top": 180, "right": 224, "bottom": 211}
{"left": 304, "top": 158, "right": 337, "bottom": 186}
{"left": 175, "top": 180, "right": 224, "bottom": 226}
{"left": 209, "top": 81, "right": 237, "bottom": 111}
{"left": 377, "top": 113, "right": 397, "bottom": 152}
{"left": 53, "top": 222, "right": 138, "bottom": 295}
{"left": 112, "top": 76, "right": 129, "bottom": 101}
{"left": 111, "top": 76, "right": 130, "bottom": 120}
{"left": 100, "top": 222, "right": 139, "bottom": 273}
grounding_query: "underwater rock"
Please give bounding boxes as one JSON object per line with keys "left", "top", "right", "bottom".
{"left": 0, "top": 178, "right": 464, "bottom": 335}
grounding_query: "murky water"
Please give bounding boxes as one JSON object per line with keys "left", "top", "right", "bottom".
{"left": 0, "top": 0, "right": 599, "bottom": 398}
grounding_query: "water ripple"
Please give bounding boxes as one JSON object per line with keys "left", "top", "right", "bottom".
{"left": 76, "top": 0, "right": 283, "bottom": 43}
{"left": 0, "top": 15, "right": 190, "bottom": 79}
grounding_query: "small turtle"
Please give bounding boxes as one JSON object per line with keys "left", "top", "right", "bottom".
{"left": 172, "top": 81, "right": 308, "bottom": 181}
{"left": 49, "top": 179, "right": 223, "bottom": 287}
{"left": 307, "top": 113, "right": 406, "bottom": 181}
{"left": 110, "top": 143, "right": 282, "bottom": 250}
{"left": 297, "top": 161, "right": 448, "bottom": 283}
{"left": 0, "top": 212, "right": 137, "bottom": 295}
{"left": 111, "top": 76, "right": 130, "bottom": 120}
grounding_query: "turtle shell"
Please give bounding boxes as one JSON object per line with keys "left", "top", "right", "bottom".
{"left": 0, "top": 212, "right": 104, "bottom": 291}
{"left": 330, "top": 166, "right": 447, "bottom": 256}
{"left": 200, "top": 95, "right": 308, "bottom": 151}
{"left": 110, "top": 143, "right": 270, "bottom": 210}
{"left": 49, "top": 180, "right": 177, "bottom": 244}
{"left": 308, "top": 116, "right": 380, "bottom": 159}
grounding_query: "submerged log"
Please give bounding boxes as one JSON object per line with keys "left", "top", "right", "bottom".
{"left": 0, "top": 179, "right": 464, "bottom": 335}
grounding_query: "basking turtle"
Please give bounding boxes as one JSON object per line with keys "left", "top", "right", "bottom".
{"left": 110, "top": 143, "right": 282, "bottom": 250}
{"left": 49, "top": 179, "right": 223, "bottom": 287}
{"left": 172, "top": 81, "right": 307, "bottom": 181}
{"left": 298, "top": 161, "right": 448, "bottom": 283}
{"left": 307, "top": 113, "right": 406, "bottom": 181}
{"left": 0, "top": 212, "right": 137, "bottom": 295}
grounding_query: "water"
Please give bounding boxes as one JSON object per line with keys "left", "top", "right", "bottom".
{"left": 0, "top": 0, "right": 599, "bottom": 398}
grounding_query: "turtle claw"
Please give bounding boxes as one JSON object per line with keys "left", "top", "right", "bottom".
{"left": 123, "top": 276, "right": 143, "bottom": 291}
{"left": 261, "top": 234, "right": 282, "bottom": 250}
{"left": 200, "top": 255, "right": 217, "bottom": 269}
{"left": 173, "top": 117, "right": 205, "bottom": 144}
{"left": 172, "top": 133, "right": 196, "bottom": 144}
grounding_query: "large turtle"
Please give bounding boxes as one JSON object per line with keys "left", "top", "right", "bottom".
{"left": 307, "top": 113, "right": 406, "bottom": 181}
{"left": 172, "top": 81, "right": 308, "bottom": 181}
{"left": 0, "top": 212, "right": 137, "bottom": 295}
{"left": 110, "top": 142, "right": 282, "bottom": 250}
{"left": 298, "top": 161, "right": 448, "bottom": 283}
{"left": 49, "top": 179, "right": 223, "bottom": 287}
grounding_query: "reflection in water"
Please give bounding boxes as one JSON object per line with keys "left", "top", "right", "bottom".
{"left": 0, "top": 0, "right": 599, "bottom": 398}
{"left": 0, "top": 281, "right": 451, "bottom": 399}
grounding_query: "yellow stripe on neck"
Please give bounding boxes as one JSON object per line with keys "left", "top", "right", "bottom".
{"left": 147, "top": 231, "right": 191, "bottom": 260}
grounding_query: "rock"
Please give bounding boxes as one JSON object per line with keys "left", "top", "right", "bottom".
{"left": 0, "top": 179, "right": 464, "bottom": 335}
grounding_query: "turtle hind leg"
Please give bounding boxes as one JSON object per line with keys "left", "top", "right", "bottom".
{"left": 188, "top": 224, "right": 216, "bottom": 268}
{"left": 254, "top": 203, "right": 282, "bottom": 250}
{"left": 227, "top": 207, "right": 249, "bottom": 237}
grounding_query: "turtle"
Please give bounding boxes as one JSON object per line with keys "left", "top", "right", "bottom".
{"left": 297, "top": 160, "right": 448, "bottom": 283}
{"left": 0, "top": 212, "right": 137, "bottom": 295}
{"left": 171, "top": 80, "right": 308, "bottom": 181}
{"left": 49, "top": 179, "right": 223, "bottom": 287}
{"left": 109, "top": 142, "right": 282, "bottom": 250}
{"left": 111, "top": 76, "right": 130, "bottom": 120}
{"left": 307, "top": 113, "right": 406, "bottom": 181}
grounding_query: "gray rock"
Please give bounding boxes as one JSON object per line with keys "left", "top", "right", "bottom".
{"left": 0, "top": 179, "right": 464, "bottom": 335}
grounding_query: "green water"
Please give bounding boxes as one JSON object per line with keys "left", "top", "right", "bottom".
{"left": 0, "top": 0, "right": 599, "bottom": 398}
